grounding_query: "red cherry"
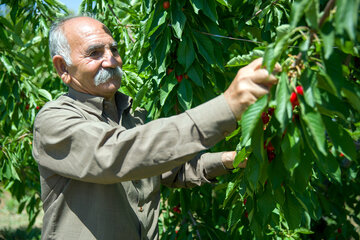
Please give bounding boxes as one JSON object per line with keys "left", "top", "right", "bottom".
{"left": 268, "top": 152, "right": 275, "bottom": 163}
{"left": 163, "top": 1, "right": 170, "bottom": 9}
{"left": 267, "top": 107, "right": 275, "bottom": 116}
{"left": 266, "top": 141, "right": 275, "bottom": 152}
{"left": 176, "top": 75, "right": 183, "bottom": 83}
{"left": 244, "top": 211, "right": 248, "bottom": 218}
{"left": 25, "top": 104, "right": 30, "bottom": 110}
{"left": 243, "top": 198, "right": 247, "bottom": 205}
{"left": 290, "top": 92, "right": 297, "bottom": 103}
{"left": 296, "top": 86, "right": 304, "bottom": 96}
{"left": 172, "top": 205, "right": 181, "bottom": 214}
{"left": 36, "top": 106, "right": 40, "bottom": 110}
{"left": 261, "top": 112, "right": 270, "bottom": 124}
{"left": 292, "top": 114, "right": 299, "bottom": 122}
{"left": 337, "top": 228, "right": 342, "bottom": 234}
{"left": 339, "top": 153, "right": 344, "bottom": 157}
{"left": 167, "top": 68, "right": 173, "bottom": 75}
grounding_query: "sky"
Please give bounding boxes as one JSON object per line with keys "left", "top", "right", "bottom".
{"left": 59, "top": 0, "right": 83, "bottom": 13}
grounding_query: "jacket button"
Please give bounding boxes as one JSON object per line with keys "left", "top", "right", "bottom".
{"left": 139, "top": 206, "right": 143, "bottom": 212}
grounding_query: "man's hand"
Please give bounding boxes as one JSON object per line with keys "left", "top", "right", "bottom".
{"left": 224, "top": 58, "right": 281, "bottom": 120}
{"left": 222, "top": 151, "right": 247, "bottom": 169}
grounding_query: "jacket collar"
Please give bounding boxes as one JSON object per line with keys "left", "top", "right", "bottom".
{"left": 67, "top": 87, "right": 132, "bottom": 116}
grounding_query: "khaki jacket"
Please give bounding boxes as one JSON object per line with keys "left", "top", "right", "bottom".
{"left": 32, "top": 88, "right": 237, "bottom": 239}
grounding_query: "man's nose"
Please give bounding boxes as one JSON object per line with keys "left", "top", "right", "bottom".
{"left": 101, "top": 50, "right": 118, "bottom": 68}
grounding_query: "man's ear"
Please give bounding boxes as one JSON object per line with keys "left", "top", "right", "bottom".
{"left": 52, "top": 55, "right": 71, "bottom": 85}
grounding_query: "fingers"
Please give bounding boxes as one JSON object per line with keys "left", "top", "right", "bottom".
{"left": 221, "top": 151, "right": 237, "bottom": 169}
{"left": 237, "top": 158, "right": 247, "bottom": 168}
{"left": 252, "top": 68, "right": 279, "bottom": 85}
{"left": 247, "top": 57, "right": 264, "bottom": 70}
{"left": 273, "top": 62, "right": 282, "bottom": 73}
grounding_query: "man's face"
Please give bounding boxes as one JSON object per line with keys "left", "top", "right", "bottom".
{"left": 63, "top": 17, "right": 123, "bottom": 99}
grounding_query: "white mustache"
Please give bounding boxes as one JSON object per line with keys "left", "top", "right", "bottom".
{"left": 94, "top": 67, "right": 123, "bottom": 86}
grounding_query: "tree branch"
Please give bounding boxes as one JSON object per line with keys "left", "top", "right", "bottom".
{"left": 106, "top": 3, "right": 136, "bottom": 43}
{"left": 187, "top": 210, "right": 202, "bottom": 240}
{"left": 295, "top": 0, "right": 336, "bottom": 64}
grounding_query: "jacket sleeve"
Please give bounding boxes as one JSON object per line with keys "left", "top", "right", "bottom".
{"left": 160, "top": 152, "right": 230, "bottom": 188}
{"left": 32, "top": 95, "right": 237, "bottom": 184}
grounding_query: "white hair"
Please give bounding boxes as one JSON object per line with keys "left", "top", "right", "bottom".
{"left": 49, "top": 16, "right": 80, "bottom": 66}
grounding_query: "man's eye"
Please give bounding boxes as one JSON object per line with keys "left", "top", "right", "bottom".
{"left": 111, "top": 47, "right": 118, "bottom": 55}
{"left": 89, "top": 51, "right": 100, "bottom": 57}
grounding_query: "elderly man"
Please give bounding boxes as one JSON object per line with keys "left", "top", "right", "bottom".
{"left": 32, "top": 16, "right": 279, "bottom": 239}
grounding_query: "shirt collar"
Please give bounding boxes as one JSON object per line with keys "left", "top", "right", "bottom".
{"left": 67, "top": 87, "right": 133, "bottom": 116}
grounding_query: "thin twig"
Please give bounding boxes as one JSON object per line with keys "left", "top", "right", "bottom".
{"left": 197, "top": 31, "right": 263, "bottom": 44}
{"left": 318, "top": 0, "right": 336, "bottom": 28}
{"left": 0, "top": 132, "right": 31, "bottom": 148}
{"left": 187, "top": 210, "right": 202, "bottom": 240}
{"left": 247, "top": 0, "right": 281, "bottom": 22}
{"left": 295, "top": 0, "right": 336, "bottom": 64}
{"left": 107, "top": 3, "right": 136, "bottom": 43}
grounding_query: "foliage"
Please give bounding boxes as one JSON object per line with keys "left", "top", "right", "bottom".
{"left": 0, "top": 0, "right": 359, "bottom": 239}
{"left": 0, "top": 0, "right": 68, "bottom": 230}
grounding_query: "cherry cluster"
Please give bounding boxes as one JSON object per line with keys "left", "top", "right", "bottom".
{"left": 261, "top": 107, "right": 274, "bottom": 125}
{"left": 264, "top": 141, "right": 275, "bottom": 163}
{"left": 172, "top": 205, "right": 181, "bottom": 214}
{"left": 167, "top": 68, "right": 189, "bottom": 83}
{"left": 290, "top": 85, "right": 303, "bottom": 108}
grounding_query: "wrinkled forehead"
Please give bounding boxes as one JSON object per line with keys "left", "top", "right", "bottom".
{"left": 62, "top": 17, "right": 114, "bottom": 48}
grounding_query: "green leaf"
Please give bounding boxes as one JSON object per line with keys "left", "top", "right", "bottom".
{"left": 335, "top": 0, "right": 360, "bottom": 41}
{"left": 317, "top": 90, "right": 349, "bottom": 120}
{"left": 177, "top": 79, "right": 193, "bottom": 110}
{"left": 281, "top": 126, "right": 300, "bottom": 174}
{"left": 251, "top": 119, "right": 265, "bottom": 163}
{"left": 215, "top": 0, "right": 230, "bottom": 7}
{"left": 160, "top": 75, "right": 177, "bottom": 106}
{"left": 233, "top": 147, "right": 246, "bottom": 167}
{"left": 38, "top": 89, "right": 53, "bottom": 101}
{"left": 304, "top": 0, "right": 319, "bottom": 30}
{"left": 264, "top": 28, "right": 293, "bottom": 72}
{"left": 148, "top": 8, "right": 168, "bottom": 37}
{"left": 189, "top": 0, "right": 218, "bottom": 23}
{"left": 300, "top": 120, "right": 341, "bottom": 182}
{"left": 187, "top": 62, "right": 203, "bottom": 87}
{"left": 193, "top": 31, "right": 216, "bottom": 65}
{"left": 275, "top": 72, "right": 291, "bottom": 132}
{"left": 226, "top": 50, "right": 264, "bottom": 67}
{"left": 0, "top": 55, "right": 16, "bottom": 75}
{"left": 227, "top": 204, "right": 243, "bottom": 229}
{"left": 295, "top": 190, "right": 322, "bottom": 221}
{"left": 323, "top": 116, "right": 357, "bottom": 161}
{"left": 341, "top": 88, "right": 360, "bottom": 113}
{"left": 245, "top": 155, "right": 261, "bottom": 192}
{"left": 283, "top": 190, "right": 302, "bottom": 230}
{"left": 320, "top": 22, "right": 335, "bottom": 59}
{"left": 170, "top": 0, "right": 186, "bottom": 39}
{"left": 299, "top": 68, "right": 317, "bottom": 108}
{"left": 241, "top": 95, "right": 268, "bottom": 146}
{"left": 300, "top": 103, "right": 327, "bottom": 155}
{"left": 153, "top": 27, "right": 171, "bottom": 73}
{"left": 290, "top": 0, "right": 311, "bottom": 28}
{"left": 133, "top": 82, "right": 149, "bottom": 111}
{"left": 276, "top": 24, "right": 291, "bottom": 39}
{"left": 177, "top": 35, "right": 195, "bottom": 71}
{"left": 323, "top": 50, "right": 345, "bottom": 97}
{"left": 257, "top": 185, "right": 276, "bottom": 225}
{"left": 292, "top": 152, "right": 312, "bottom": 193}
